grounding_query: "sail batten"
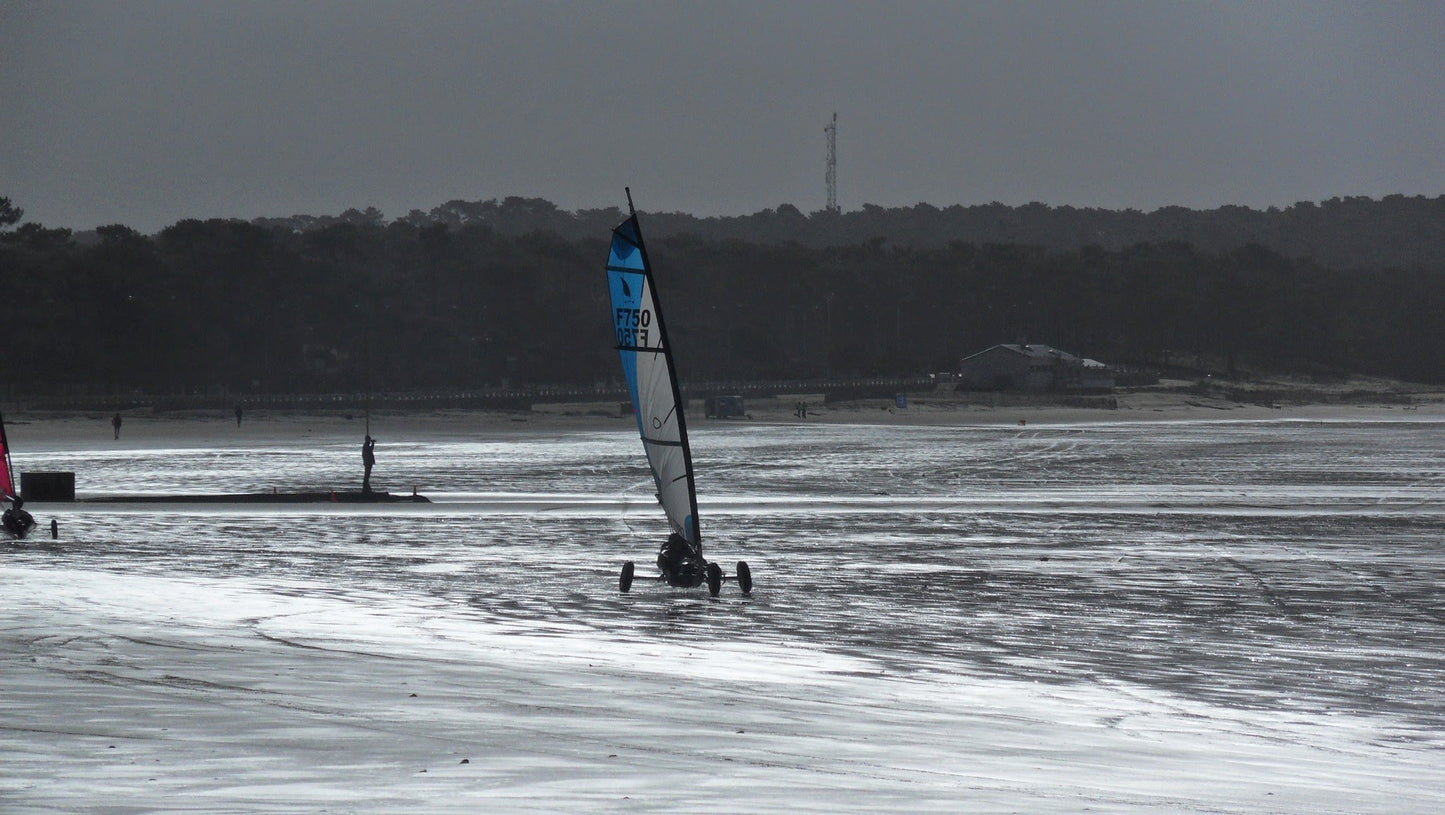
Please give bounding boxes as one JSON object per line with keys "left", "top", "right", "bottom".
{"left": 606, "top": 203, "right": 701, "bottom": 549}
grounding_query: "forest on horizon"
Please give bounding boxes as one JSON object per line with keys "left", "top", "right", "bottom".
{"left": 2, "top": 193, "right": 1444, "bottom": 397}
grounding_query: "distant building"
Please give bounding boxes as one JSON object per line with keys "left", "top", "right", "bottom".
{"left": 958, "top": 344, "right": 1114, "bottom": 392}
{"left": 704, "top": 395, "right": 748, "bottom": 419}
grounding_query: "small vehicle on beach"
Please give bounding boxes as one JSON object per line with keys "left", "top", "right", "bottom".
{"left": 605, "top": 191, "right": 752, "bottom": 597}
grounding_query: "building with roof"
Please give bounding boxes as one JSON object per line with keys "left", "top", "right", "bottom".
{"left": 958, "top": 344, "right": 1114, "bottom": 392}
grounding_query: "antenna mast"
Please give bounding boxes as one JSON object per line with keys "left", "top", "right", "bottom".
{"left": 824, "top": 112, "right": 838, "bottom": 213}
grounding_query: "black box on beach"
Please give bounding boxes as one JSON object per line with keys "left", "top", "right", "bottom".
{"left": 22, "top": 471, "right": 75, "bottom": 502}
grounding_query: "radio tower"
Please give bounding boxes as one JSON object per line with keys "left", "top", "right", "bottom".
{"left": 824, "top": 112, "right": 838, "bottom": 213}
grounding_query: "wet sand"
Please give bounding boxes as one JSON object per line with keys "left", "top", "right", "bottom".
{"left": 9, "top": 379, "right": 1445, "bottom": 450}
{"left": 5, "top": 407, "right": 1444, "bottom": 813}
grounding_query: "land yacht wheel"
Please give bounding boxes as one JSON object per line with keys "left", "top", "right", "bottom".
{"left": 706, "top": 562, "right": 722, "bottom": 597}
{"left": 619, "top": 561, "right": 635, "bottom": 593}
{"left": 735, "top": 561, "right": 753, "bottom": 595}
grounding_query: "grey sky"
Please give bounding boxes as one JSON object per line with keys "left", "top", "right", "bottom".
{"left": 3, "top": 1, "right": 1443, "bottom": 233}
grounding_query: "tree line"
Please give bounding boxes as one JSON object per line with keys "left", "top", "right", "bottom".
{"left": 2, "top": 194, "right": 1444, "bottom": 397}
{"left": 256, "top": 193, "right": 1445, "bottom": 271}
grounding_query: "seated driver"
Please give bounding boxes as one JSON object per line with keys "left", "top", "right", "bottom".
{"left": 3, "top": 497, "right": 35, "bottom": 535}
{"left": 656, "top": 532, "right": 705, "bottom": 586}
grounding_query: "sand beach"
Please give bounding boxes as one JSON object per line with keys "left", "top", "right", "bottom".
{"left": 9, "top": 376, "right": 1445, "bottom": 450}
{"left": 4, "top": 377, "right": 1444, "bottom": 813}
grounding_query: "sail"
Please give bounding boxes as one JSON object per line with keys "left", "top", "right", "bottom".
{"left": 606, "top": 210, "right": 701, "bottom": 548}
{"left": 0, "top": 410, "right": 16, "bottom": 500}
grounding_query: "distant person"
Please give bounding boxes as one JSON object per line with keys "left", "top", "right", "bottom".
{"left": 2, "top": 497, "right": 35, "bottom": 537}
{"left": 111, "top": 412, "right": 122, "bottom": 439}
{"left": 235, "top": 405, "right": 243, "bottom": 427}
{"left": 362, "top": 435, "right": 376, "bottom": 493}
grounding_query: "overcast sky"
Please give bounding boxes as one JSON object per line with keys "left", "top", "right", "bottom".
{"left": 3, "top": 1, "right": 1443, "bottom": 233}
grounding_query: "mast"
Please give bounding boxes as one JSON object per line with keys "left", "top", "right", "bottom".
{"left": 363, "top": 319, "right": 372, "bottom": 437}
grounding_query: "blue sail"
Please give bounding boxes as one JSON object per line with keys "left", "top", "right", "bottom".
{"left": 606, "top": 212, "right": 700, "bottom": 547}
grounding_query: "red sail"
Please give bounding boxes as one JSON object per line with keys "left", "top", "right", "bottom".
{"left": 0, "top": 412, "right": 14, "bottom": 499}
